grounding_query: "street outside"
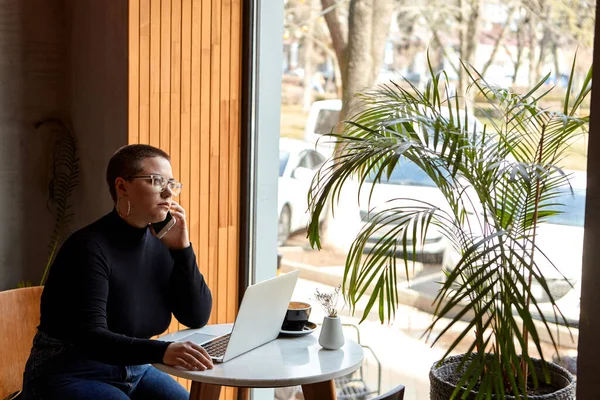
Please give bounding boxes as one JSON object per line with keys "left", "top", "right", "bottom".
{"left": 277, "top": 231, "right": 579, "bottom": 400}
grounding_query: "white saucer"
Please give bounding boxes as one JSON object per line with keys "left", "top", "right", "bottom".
{"left": 280, "top": 321, "right": 317, "bottom": 336}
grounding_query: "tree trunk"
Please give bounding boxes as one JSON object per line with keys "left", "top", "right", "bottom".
{"left": 512, "top": 27, "right": 524, "bottom": 87}
{"left": 303, "top": 0, "right": 319, "bottom": 111}
{"left": 428, "top": 26, "right": 458, "bottom": 76}
{"left": 552, "top": 40, "right": 560, "bottom": 84}
{"left": 342, "top": 0, "right": 374, "bottom": 109}
{"left": 321, "top": 0, "right": 346, "bottom": 69}
{"left": 527, "top": 16, "right": 537, "bottom": 86}
{"left": 458, "top": 0, "right": 481, "bottom": 100}
{"left": 321, "top": 0, "right": 347, "bottom": 99}
{"left": 463, "top": 0, "right": 481, "bottom": 67}
{"left": 481, "top": 7, "right": 515, "bottom": 78}
{"left": 342, "top": 0, "right": 393, "bottom": 118}
{"left": 535, "top": 27, "right": 550, "bottom": 84}
{"left": 320, "top": 0, "right": 394, "bottom": 251}
{"left": 332, "top": 54, "right": 343, "bottom": 99}
{"left": 534, "top": 0, "right": 551, "bottom": 85}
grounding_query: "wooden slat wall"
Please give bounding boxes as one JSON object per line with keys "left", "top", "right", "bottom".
{"left": 129, "top": 0, "right": 242, "bottom": 398}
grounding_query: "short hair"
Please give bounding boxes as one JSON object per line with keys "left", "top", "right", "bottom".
{"left": 106, "top": 144, "right": 171, "bottom": 202}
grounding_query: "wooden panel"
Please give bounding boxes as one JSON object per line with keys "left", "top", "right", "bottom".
{"left": 170, "top": 0, "right": 182, "bottom": 194}
{"left": 218, "top": 0, "right": 231, "bottom": 327}
{"left": 228, "top": 0, "right": 241, "bottom": 323}
{"left": 210, "top": 0, "right": 222, "bottom": 324}
{"left": 190, "top": 0, "right": 201, "bottom": 301}
{"left": 129, "top": 0, "right": 243, "bottom": 398}
{"left": 200, "top": 0, "right": 212, "bottom": 322}
{"left": 139, "top": 0, "right": 150, "bottom": 144}
{"left": 0, "top": 287, "right": 43, "bottom": 398}
{"left": 149, "top": 0, "right": 161, "bottom": 147}
{"left": 128, "top": 0, "right": 140, "bottom": 143}
{"left": 159, "top": 0, "right": 171, "bottom": 152}
{"left": 166, "top": 0, "right": 180, "bottom": 337}
{"left": 180, "top": 0, "right": 192, "bottom": 305}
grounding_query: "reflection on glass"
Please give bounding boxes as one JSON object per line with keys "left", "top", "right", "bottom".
{"left": 545, "top": 189, "right": 586, "bottom": 227}
{"left": 365, "top": 156, "right": 436, "bottom": 187}
{"left": 279, "top": 151, "right": 290, "bottom": 177}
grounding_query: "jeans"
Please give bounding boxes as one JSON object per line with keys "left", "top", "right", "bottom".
{"left": 22, "top": 331, "right": 189, "bottom": 400}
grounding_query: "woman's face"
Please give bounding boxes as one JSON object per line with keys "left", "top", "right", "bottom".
{"left": 115, "top": 156, "right": 175, "bottom": 227}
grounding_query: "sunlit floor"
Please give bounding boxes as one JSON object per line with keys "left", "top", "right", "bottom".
{"left": 280, "top": 278, "right": 578, "bottom": 400}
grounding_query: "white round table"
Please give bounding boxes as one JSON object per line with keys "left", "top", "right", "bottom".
{"left": 154, "top": 323, "right": 364, "bottom": 400}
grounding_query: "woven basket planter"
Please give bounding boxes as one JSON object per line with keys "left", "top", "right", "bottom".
{"left": 429, "top": 354, "right": 576, "bottom": 399}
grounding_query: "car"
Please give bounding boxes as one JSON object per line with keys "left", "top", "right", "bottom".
{"left": 442, "top": 170, "right": 586, "bottom": 326}
{"left": 528, "top": 171, "right": 585, "bottom": 326}
{"left": 278, "top": 138, "right": 328, "bottom": 246}
{"left": 353, "top": 108, "right": 485, "bottom": 264}
{"left": 311, "top": 105, "right": 486, "bottom": 262}
{"left": 303, "top": 99, "right": 342, "bottom": 157}
{"left": 303, "top": 100, "right": 487, "bottom": 158}
{"left": 357, "top": 156, "right": 450, "bottom": 264}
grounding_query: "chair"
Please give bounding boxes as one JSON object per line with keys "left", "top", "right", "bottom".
{"left": 0, "top": 286, "right": 43, "bottom": 399}
{"left": 335, "top": 323, "right": 382, "bottom": 399}
{"left": 370, "top": 385, "right": 405, "bottom": 400}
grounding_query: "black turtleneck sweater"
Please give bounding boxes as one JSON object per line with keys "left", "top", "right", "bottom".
{"left": 38, "top": 209, "right": 212, "bottom": 366}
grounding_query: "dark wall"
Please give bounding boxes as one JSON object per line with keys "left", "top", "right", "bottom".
{"left": 0, "top": 0, "right": 128, "bottom": 290}
{"left": 0, "top": 0, "right": 66, "bottom": 289}
{"left": 66, "top": 0, "right": 128, "bottom": 230}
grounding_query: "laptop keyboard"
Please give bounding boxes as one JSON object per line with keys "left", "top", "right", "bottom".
{"left": 202, "top": 333, "right": 231, "bottom": 358}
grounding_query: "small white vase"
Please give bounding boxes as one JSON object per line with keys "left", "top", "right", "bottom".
{"left": 318, "top": 316, "right": 345, "bottom": 350}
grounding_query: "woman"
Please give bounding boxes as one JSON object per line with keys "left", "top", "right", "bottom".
{"left": 22, "top": 144, "right": 213, "bottom": 399}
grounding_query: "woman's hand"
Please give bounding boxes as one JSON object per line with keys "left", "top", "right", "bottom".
{"left": 152, "top": 201, "right": 190, "bottom": 250}
{"left": 163, "top": 341, "right": 214, "bottom": 371}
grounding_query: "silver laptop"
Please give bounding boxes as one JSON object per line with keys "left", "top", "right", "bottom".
{"left": 176, "top": 270, "right": 300, "bottom": 363}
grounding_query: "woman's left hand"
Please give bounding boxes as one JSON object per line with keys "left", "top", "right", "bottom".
{"left": 153, "top": 200, "right": 190, "bottom": 250}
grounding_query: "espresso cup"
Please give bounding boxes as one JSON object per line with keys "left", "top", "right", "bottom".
{"left": 281, "top": 301, "right": 312, "bottom": 331}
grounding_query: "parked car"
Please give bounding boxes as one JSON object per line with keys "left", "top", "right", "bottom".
{"left": 278, "top": 138, "right": 328, "bottom": 245}
{"left": 303, "top": 100, "right": 487, "bottom": 158}
{"left": 442, "top": 170, "right": 586, "bottom": 325}
{"left": 347, "top": 107, "right": 485, "bottom": 263}
{"left": 304, "top": 99, "right": 342, "bottom": 157}
{"left": 358, "top": 156, "right": 449, "bottom": 263}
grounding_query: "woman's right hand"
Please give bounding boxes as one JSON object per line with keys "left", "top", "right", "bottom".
{"left": 163, "top": 342, "right": 214, "bottom": 371}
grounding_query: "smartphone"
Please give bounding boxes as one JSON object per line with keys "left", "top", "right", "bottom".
{"left": 151, "top": 211, "right": 177, "bottom": 239}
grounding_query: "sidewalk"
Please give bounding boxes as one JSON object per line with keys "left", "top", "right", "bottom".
{"left": 279, "top": 235, "right": 579, "bottom": 399}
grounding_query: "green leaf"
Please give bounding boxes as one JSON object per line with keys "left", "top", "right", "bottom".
{"left": 306, "top": 56, "right": 590, "bottom": 397}
{"left": 36, "top": 119, "right": 80, "bottom": 286}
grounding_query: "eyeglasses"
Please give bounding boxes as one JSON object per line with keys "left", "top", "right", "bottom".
{"left": 127, "top": 175, "right": 183, "bottom": 196}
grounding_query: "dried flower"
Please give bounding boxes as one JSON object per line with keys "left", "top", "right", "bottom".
{"left": 314, "top": 285, "right": 341, "bottom": 317}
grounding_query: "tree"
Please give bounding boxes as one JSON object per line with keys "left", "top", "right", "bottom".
{"left": 481, "top": 5, "right": 516, "bottom": 78}
{"left": 283, "top": 0, "right": 342, "bottom": 101}
{"left": 520, "top": 0, "right": 595, "bottom": 85}
{"left": 415, "top": 0, "right": 484, "bottom": 96}
{"left": 318, "top": 0, "right": 394, "bottom": 250}
{"left": 321, "top": 0, "right": 394, "bottom": 124}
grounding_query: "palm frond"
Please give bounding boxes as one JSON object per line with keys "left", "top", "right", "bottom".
{"left": 307, "top": 57, "right": 589, "bottom": 397}
{"left": 36, "top": 119, "right": 80, "bottom": 286}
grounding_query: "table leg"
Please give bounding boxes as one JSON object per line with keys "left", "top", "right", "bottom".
{"left": 302, "top": 380, "right": 337, "bottom": 400}
{"left": 189, "top": 381, "right": 222, "bottom": 400}
{"left": 237, "top": 387, "right": 250, "bottom": 400}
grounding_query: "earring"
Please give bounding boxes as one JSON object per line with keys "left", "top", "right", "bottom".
{"left": 116, "top": 196, "right": 131, "bottom": 218}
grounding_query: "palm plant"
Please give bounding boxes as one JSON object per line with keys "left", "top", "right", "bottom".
{"left": 307, "top": 59, "right": 591, "bottom": 398}
{"left": 37, "top": 118, "right": 80, "bottom": 286}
